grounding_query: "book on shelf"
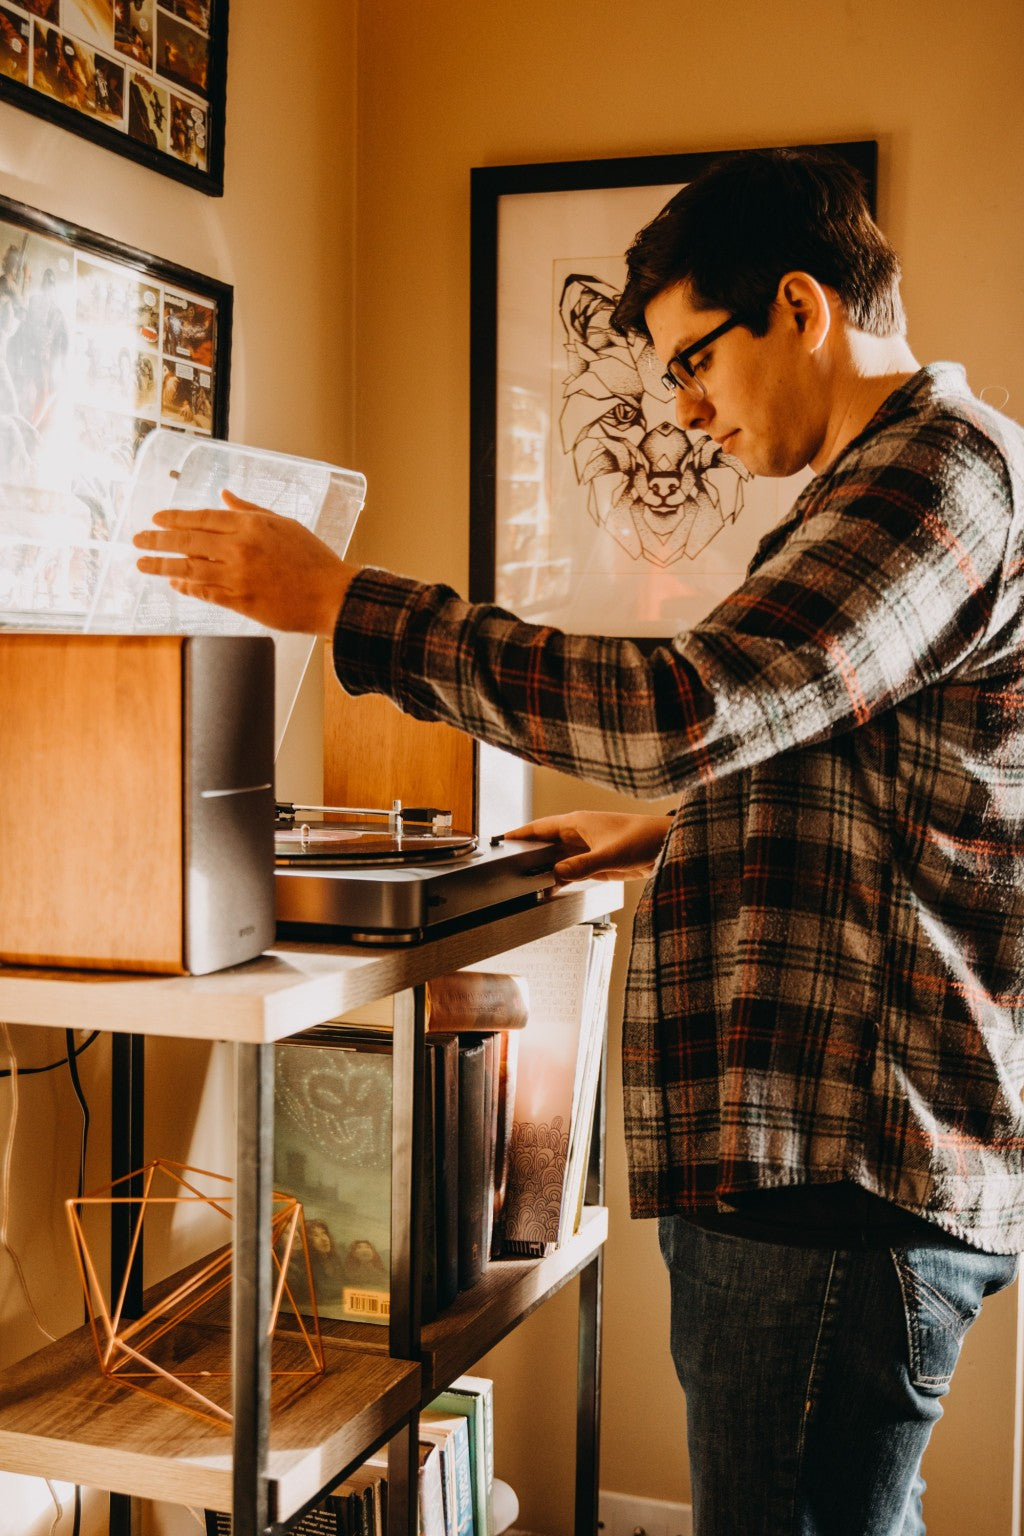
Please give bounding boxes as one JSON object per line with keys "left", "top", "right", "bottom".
{"left": 428, "top": 1374, "right": 495, "bottom": 1536}
{"left": 204, "top": 1457, "right": 387, "bottom": 1536}
{"left": 420, "top": 1417, "right": 457, "bottom": 1536}
{"left": 423, "top": 970, "right": 526, "bottom": 1266}
{"left": 418, "top": 1439, "right": 447, "bottom": 1536}
{"left": 490, "top": 1029, "right": 518, "bottom": 1258}
{"left": 205, "top": 1442, "right": 448, "bottom": 1536}
{"left": 420, "top": 1408, "right": 476, "bottom": 1536}
{"left": 330, "top": 1461, "right": 389, "bottom": 1536}
{"left": 209, "top": 1510, "right": 348, "bottom": 1536}
{"left": 456, "top": 1035, "right": 493, "bottom": 1290}
{"left": 364, "top": 1440, "right": 444, "bottom": 1536}
{"left": 559, "top": 921, "right": 617, "bottom": 1245}
{"left": 425, "top": 970, "right": 529, "bottom": 1033}
{"left": 274, "top": 1024, "right": 449, "bottom": 1326}
{"left": 431, "top": 1030, "right": 460, "bottom": 1310}
{"left": 208, "top": 1510, "right": 348, "bottom": 1536}
{"left": 463, "top": 921, "right": 617, "bottom": 1257}
{"left": 332, "top": 972, "right": 528, "bottom": 1038}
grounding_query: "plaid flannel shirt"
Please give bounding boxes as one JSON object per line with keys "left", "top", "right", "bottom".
{"left": 335, "top": 364, "right": 1024, "bottom": 1253}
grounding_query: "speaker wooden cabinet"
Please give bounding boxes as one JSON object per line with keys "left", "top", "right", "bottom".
{"left": 0, "top": 633, "right": 276, "bottom": 975}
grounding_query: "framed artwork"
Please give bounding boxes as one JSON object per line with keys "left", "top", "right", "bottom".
{"left": 469, "top": 142, "right": 877, "bottom": 645}
{"left": 0, "top": 0, "right": 228, "bottom": 195}
{"left": 0, "top": 190, "right": 231, "bottom": 625}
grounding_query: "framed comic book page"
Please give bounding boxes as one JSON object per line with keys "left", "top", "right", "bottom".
{"left": 0, "top": 0, "right": 228, "bottom": 195}
{"left": 0, "top": 190, "right": 231, "bottom": 626}
{"left": 469, "top": 142, "right": 877, "bottom": 646}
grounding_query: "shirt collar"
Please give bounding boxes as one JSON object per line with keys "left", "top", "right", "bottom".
{"left": 745, "top": 364, "right": 974, "bottom": 576}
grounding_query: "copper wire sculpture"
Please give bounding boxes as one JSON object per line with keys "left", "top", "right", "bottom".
{"left": 66, "top": 1158, "right": 324, "bottom": 1427}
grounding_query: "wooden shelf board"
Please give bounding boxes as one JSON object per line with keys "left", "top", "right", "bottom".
{"left": 305, "top": 1206, "right": 609, "bottom": 1394}
{"left": 0, "top": 1320, "right": 420, "bottom": 1519}
{"left": 0, "top": 884, "right": 623, "bottom": 1043}
{"left": 419, "top": 1205, "right": 608, "bottom": 1392}
{"left": 0, "top": 1209, "right": 604, "bottom": 1515}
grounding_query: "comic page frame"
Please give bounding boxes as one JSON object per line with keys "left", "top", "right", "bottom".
{"left": 469, "top": 142, "right": 877, "bottom": 647}
{"left": 0, "top": 190, "right": 231, "bottom": 625}
{"left": 0, "top": 0, "right": 228, "bottom": 195}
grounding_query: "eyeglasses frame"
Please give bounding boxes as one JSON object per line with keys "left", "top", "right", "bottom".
{"left": 660, "top": 314, "right": 748, "bottom": 400}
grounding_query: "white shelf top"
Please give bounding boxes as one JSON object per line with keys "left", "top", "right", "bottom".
{"left": 0, "top": 883, "right": 623, "bottom": 1043}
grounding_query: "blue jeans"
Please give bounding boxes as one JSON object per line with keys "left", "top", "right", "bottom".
{"left": 659, "top": 1216, "right": 1018, "bottom": 1536}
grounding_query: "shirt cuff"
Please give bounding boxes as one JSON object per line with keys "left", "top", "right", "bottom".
{"left": 331, "top": 565, "right": 426, "bottom": 701}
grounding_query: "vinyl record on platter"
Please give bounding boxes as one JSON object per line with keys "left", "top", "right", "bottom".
{"left": 274, "top": 820, "right": 477, "bottom": 866}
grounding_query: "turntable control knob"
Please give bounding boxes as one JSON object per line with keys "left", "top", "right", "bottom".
{"left": 299, "top": 823, "right": 311, "bottom": 845}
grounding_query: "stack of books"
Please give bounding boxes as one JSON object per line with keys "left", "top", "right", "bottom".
{"left": 203, "top": 1375, "right": 504, "bottom": 1536}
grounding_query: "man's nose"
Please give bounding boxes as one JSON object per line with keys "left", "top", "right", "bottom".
{"left": 676, "top": 391, "right": 712, "bottom": 432}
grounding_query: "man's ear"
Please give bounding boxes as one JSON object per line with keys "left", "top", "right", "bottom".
{"left": 776, "top": 271, "right": 832, "bottom": 352}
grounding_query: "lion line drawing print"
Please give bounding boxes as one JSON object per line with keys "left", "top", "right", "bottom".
{"left": 558, "top": 271, "right": 750, "bottom": 569}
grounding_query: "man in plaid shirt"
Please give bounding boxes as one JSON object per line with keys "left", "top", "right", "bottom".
{"left": 138, "top": 148, "right": 1024, "bottom": 1534}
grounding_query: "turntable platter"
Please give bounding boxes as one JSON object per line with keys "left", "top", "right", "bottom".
{"left": 274, "top": 819, "right": 478, "bottom": 866}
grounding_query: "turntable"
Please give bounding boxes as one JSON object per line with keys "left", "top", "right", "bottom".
{"left": 274, "top": 800, "right": 558, "bottom": 945}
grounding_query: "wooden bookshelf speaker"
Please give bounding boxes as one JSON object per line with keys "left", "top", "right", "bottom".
{"left": 0, "top": 633, "right": 277, "bottom": 974}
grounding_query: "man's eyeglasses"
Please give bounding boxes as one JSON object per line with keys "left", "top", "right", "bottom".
{"left": 657, "top": 315, "right": 746, "bottom": 401}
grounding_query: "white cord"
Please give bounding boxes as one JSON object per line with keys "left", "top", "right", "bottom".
{"left": 45, "top": 1479, "right": 64, "bottom": 1533}
{"left": 0, "top": 1021, "right": 58, "bottom": 1342}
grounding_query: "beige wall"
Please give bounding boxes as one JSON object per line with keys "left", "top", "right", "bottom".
{"left": 2, "top": 1, "right": 1024, "bottom": 1534}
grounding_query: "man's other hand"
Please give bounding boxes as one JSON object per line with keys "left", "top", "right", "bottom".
{"left": 506, "top": 810, "right": 673, "bottom": 883}
{"left": 134, "top": 490, "right": 358, "bottom": 637}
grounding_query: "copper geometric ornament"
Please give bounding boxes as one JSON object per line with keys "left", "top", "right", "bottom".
{"left": 66, "top": 1158, "right": 324, "bottom": 1429}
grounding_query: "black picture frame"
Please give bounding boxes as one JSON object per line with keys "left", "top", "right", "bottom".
{"left": 469, "top": 141, "right": 877, "bottom": 647}
{"left": 0, "top": 0, "right": 229, "bottom": 196}
{"left": 0, "top": 190, "right": 232, "bottom": 625}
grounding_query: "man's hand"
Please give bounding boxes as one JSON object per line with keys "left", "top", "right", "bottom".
{"left": 133, "top": 490, "right": 360, "bottom": 637}
{"left": 507, "top": 810, "right": 673, "bottom": 883}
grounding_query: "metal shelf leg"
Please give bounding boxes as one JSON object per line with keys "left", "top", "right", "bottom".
{"left": 109, "top": 1032, "right": 145, "bottom": 1536}
{"left": 232, "top": 1041, "right": 275, "bottom": 1535}
{"left": 387, "top": 986, "right": 425, "bottom": 1536}
{"left": 576, "top": 1009, "right": 608, "bottom": 1536}
{"left": 576, "top": 1252, "right": 603, "bottom": 1536}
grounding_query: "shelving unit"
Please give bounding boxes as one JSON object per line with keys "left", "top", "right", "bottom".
{"left": 0, "top": 881, "right": 622, "bottom": 1535}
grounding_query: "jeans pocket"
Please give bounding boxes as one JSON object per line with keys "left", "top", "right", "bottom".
{"left": 891, "top": 1246, "right": 1013, "bottom": 1395}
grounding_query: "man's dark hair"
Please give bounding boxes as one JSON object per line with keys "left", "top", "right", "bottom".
{"left": 612, "top": 147, "right": 905, "bottom": 341}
